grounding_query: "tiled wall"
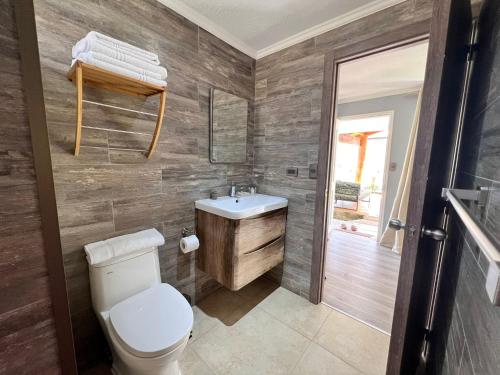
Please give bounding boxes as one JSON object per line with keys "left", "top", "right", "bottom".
{"left": 433, "top": 0, "right": 500, "bottom": 373}
{"left": 0, "top": 1, "right": 61, "bottom": 373}
{"left": 254, "top": 0, "right": 434, "bottom": 298}
{"left": 33, "top": 0, "right": 255, "bottom": 369}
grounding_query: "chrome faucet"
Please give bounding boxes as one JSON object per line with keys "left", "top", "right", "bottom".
{"left": 229, "top": 183, "right": 236, "bottom": 197}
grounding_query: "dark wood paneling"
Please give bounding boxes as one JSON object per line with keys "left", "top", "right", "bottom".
{"left": 430, "top": 0, "right": 500, "bottom": 373}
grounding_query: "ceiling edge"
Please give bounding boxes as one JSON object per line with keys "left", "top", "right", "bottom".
{"left": 256, "top": 0, "right": 407, "bottom": 59}
{"left": 156, "top": 0, "right": 258, "bottom": 58}
{"left": 156, "top": 0, "right": 407, "bottom": 60}
{"left": 338, "top": 86, "right": 422, "bottom": 105}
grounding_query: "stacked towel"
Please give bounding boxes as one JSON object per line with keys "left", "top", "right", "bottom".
{"left": 72, "top": 31, "right": 167, "bottom": 87}
{"left": 84, "top": 228, "right": 165, "bottom": 266}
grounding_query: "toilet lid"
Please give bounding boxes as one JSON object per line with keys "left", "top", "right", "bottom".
{"left": 109, "top": 283, "right": 193, "bottom": 358}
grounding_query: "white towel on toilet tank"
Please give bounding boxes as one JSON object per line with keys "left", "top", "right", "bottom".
{"left": 72, "top": 31, "right": 160, "bottom": 64}
{"left": 84, "top": 228, "right": 165, "bottom": 265}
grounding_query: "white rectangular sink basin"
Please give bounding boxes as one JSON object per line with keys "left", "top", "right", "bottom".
{"left": 195, "top": 194, "right": 288, "bottom": 220}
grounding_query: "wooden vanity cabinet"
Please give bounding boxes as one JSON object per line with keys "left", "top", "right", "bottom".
{"left": 196, "top": 208, "right": 286, "bottom": 290}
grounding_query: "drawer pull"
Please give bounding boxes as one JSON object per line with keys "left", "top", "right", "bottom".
{"left": 243, "top": 236, "right": 283, "bottom": 255}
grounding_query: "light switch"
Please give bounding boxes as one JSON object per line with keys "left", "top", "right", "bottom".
{"left": 286, "top": 167, "right": 298, "bottom": 177}
{"left": 309, "top": 164, "right": 317, "bottom": 179}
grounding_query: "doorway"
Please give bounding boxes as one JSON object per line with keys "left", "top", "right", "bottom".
{"left": 320, "top": 40, "right": 429, "bottom": 346}
{"left": 330, "top": 112, "right": 393, "bottom": 240}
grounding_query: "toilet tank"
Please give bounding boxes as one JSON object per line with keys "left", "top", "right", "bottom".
{"left": 89, "top": 247, "right": 162, "bottom": 313}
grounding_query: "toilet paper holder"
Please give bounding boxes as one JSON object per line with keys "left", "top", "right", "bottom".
{"left": 181, "top": 227, "right": 195, "bottom": 238}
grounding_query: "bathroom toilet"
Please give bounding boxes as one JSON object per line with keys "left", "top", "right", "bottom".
{"left": 86, "top": 234, "right": 193, "bottom": 375}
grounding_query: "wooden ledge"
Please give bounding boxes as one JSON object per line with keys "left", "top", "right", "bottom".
{"left": 67, "top": 62, "right": 165, "bottom": 97}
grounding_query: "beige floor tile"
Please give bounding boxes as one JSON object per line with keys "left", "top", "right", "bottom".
{"left": 179, "top": 346, "right": 215, "bottom": 375}
{"left": 258, "top": 287, "right": 331, "bottom": 339}
{"left": 314, "top": 309, "right": 390, "bottom": 375}
{"left": 190, "top": 306, "right": 219, "bottom": 343}
{"left": 191, "top": 307, "right": 310, "bottom": 375}
{"left": 291, "top": 342, "right": 363, "bottom": 375}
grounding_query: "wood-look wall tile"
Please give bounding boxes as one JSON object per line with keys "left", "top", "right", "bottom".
{"left": 58, "top": 201, "right": 114, "bottom": 255}
{"left": 0, "top": 312, "right": 60, "bottom": 374}
{"left": 0, "top": 1, "right": 60, "bottom": 372}
{"left": 113, "top": 194, "right": 163, "bottom": 231}
{"left": 34, "top": 5, "right": 256, "bottom": 353}
{"left": 48, "top": 124, "right": 109, "bottom": 165}
{"left": 53, "top": 164, "right": 162, "bottom": 204}
{"left": 454, "top": 243, "right": 500, "bottom": 374}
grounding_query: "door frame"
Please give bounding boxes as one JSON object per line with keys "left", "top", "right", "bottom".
{"left": 333, "top": 110, "right": 395, "bottom": 240}
{"left": 309, "top": 22, "right": 430, "bottom": 372}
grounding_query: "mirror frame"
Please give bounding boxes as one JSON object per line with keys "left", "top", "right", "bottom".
{"left": 209, "top": 88, "right": 248, "bottom": 164}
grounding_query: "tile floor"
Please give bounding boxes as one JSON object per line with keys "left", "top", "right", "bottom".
{"left": 180, "top": 277, "right": 390, "bottom": 375}
{"left": 84, "top": 276, "right": 390, "bottom": 375}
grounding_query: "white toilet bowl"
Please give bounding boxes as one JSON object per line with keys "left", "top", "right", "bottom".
{"left": 99, "top": 283, "right": 193, "bottom": 375}
{"left": 85, "top": 230, "right": 193, "bottom": 375}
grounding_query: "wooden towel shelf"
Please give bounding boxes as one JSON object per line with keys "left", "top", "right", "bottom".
{"left": 67, "top": 61, "right": 166, "bottom": 158}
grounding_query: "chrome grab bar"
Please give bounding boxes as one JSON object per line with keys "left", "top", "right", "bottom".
{"left": 442, "top": 188, "right": 500, "bottom": 305}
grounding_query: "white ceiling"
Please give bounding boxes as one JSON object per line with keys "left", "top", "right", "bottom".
{"left": 337, "top": 40, "right": 429, "bottom": 104}
{"left": 157, "top": 0, "right": 406, "bottom": 58}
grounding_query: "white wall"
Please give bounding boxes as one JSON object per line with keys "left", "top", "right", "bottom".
{"left": 336, "top": 92, "right": 419, "bottom": 232}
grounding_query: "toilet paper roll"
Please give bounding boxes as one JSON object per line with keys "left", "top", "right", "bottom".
{"left": 180, "top": 235, "right": 199, "bottom": 254}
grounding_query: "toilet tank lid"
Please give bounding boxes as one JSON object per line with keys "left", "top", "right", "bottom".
{"left": 109, "top": 283, "right": 193, "bottom": 358}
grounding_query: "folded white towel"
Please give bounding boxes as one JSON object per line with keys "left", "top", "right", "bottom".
{"left": 72, "top": 56, "right": 167, "bottom": 87}
{"left": 84, "top": 228, "right": 165, "bottom": 266}
{"left": 76, "top": 51, "right": 167, "bottom": 80}
{"left": 73, "top": 31, "right": 159, "bottom": 64}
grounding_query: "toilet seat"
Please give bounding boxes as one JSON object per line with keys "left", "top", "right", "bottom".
{"left": 109, "top": 283, "right": 193, "bottom": 359}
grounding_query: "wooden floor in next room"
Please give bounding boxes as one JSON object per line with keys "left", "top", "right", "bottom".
{"left": 323, "top": 230, "right": 401, "bottom": 333}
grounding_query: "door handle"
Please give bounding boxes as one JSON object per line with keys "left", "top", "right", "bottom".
{"left": 389, "top": 219, "right": 446, "bottom": 241}
{"left": 389, "top": 219, "right": 406, "bottom": 231}
{"left": 421, "top": 226, "right": 447, "bottom": 241}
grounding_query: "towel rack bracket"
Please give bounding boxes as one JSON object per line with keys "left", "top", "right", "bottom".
{"left": 442, "top": 186, "right": 500, "bottom": 306}
{"left": 67, "top": 62, "right": 166, "bottom": 158}
{"left": 441, "top": 187, "right": 489, "bottom": 206}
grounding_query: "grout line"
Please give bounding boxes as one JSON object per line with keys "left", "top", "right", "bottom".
{"left": 289, "top": 340, "right": 313, "bottom": 374}
{"left": 311, "top": 306, "right": 332, "bottom": 342}
{"left": 309, "top": 308, "right": 375, "bottom": 375}
{"left": 189, "top": 313, "right": 219, "bottom": 345}
{"left": 189, "top": 343, "right": 220, "bottom": 375}
{"left": 321, "top": 301, "right": 391, "bottom": 336}
{"left": 110, "top": 200, "right": 116, "bottom": 232}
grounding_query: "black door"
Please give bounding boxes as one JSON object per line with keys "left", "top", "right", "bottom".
{"left": 387, "top": 0, "right": 473, "bottom": 373}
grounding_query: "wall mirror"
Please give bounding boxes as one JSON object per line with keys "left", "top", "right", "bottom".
{"left": 209, "top": 88, "right": 248, "bottom": 163}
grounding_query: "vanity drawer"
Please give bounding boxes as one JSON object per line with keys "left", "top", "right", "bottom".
{"left": 234, "top": 208, "right": 286, "bottom": 255}
{"left": 233, "top": 236, "right": 284, "bottom": 290}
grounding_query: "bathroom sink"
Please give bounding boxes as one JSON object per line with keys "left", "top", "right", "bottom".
{"left": 195, "top": 194, "right": 288, "bottom": 220}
